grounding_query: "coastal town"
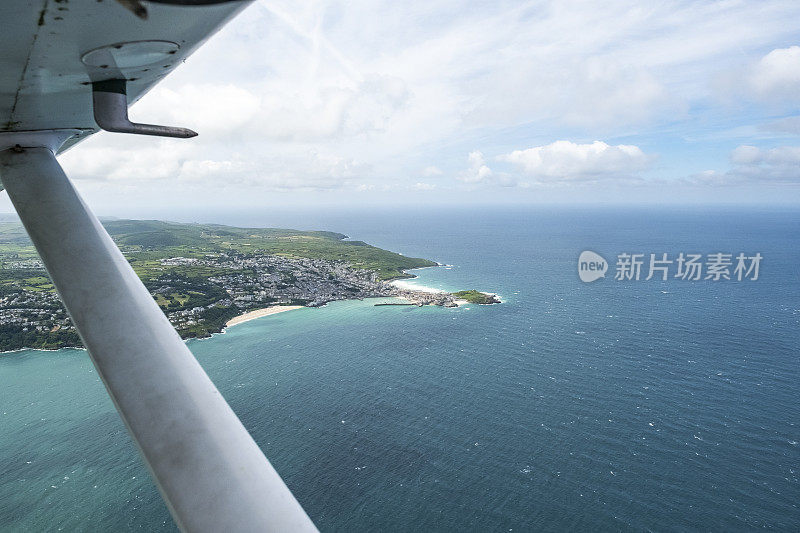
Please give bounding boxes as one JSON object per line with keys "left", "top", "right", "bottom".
{"left": 0, "top": 219, "right": 498, "bottom": 350}
{"left": 158, "top": 251, "right": 464, "bottom": 334}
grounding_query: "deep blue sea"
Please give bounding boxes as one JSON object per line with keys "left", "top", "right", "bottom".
{"left": 1, "top": 206, "right": 798, "bottom": 531}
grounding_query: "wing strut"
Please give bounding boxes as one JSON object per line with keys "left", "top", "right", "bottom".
{"left": 0, "top": 143, "right": 318, "bottom": 533}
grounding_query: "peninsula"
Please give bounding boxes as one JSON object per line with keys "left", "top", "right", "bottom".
{"left": 0, "top": 218, "right": 497, "bottom": 351}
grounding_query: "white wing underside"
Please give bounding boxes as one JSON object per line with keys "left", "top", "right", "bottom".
{"left": 0, "top": 0, "right": 245, "bottom": 150}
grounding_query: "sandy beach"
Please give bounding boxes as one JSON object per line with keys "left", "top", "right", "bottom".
{"left": 225, "top": 305, "right": 303, "bottom": 328}
{"left": 389, "top": 279, "right": 446, "bottom": 293}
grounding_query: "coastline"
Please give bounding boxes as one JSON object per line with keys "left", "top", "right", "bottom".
{"left": 386, "top": 263, "right": 442, "bottom": 281}
{"left": 389, "top": 278, "right": 447, "bottom": 294}
{"left": 0, "top": 267, "right": 494, "bottom": 353}
{"left": 390, "top": 268, "right": 499, "bottom": 306}
{"left": 224, "top": 305, "right": 304, "bottom": 329}
{"left": 0, "top": 291, "right": 485, "bottom": 354}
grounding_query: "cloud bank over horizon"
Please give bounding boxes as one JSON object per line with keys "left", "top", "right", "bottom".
{"left": 47, "top": 0, "right": 800, "bottom": 210}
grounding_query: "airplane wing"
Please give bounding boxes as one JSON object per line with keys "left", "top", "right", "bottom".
{"left": 1, "top": 0, "right": 247, "bottom": 150}
{"left": 0, "top": 2, "right": 318, "bottom": 531}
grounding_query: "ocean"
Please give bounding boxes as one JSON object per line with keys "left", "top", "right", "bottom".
{"left": 1, "top": 206, "right": 798, "bottom": 531}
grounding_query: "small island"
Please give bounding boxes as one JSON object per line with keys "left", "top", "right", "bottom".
{"left": 452, "top": 290, "right": 501, "bottom": 305}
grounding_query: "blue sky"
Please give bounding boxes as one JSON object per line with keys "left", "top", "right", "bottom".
{"left": 12, "top": 0, "right": 800, "bottom": 213}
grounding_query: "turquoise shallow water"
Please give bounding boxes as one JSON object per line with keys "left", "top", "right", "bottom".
{"left": 1, "top": 207, "right": 799, "bottom": 531}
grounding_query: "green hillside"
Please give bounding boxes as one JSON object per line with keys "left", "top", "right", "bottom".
{"left": 0, "top": 219, "right": 436, "bottom": 295}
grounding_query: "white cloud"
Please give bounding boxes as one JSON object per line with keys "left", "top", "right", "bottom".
{"left": 176, "top": 150, "right": 364, "bottom": 190}
{"left": 458, "top": 151, "right": 493, "bottom": 183}
{"left": 728, "top": 145, "right": 800, "bottom": 182}
{"left": 733, "top": 145, "right": 800, "bottom": 166}
{"left": 561, "top": 58, "right": 673, "bottom": 127}
{"left": 717, "top": 46, "right": 800, "bottom": 107}
{"left": 60, "top": 133, "right": 364, "bottom": 191}
{"left": 134, "top": 84, "right": 261, "bottom": 137}
{"left": 690, "top": 144, "right": 800, "bottom": 185}
{"left": 421, "top": 166, "right": 443, "bottom": 177}
{"left": 59, "top": 138, "right": 195, "bottom": 182}
{"left": 730, "top": 145, "right": 762, "bottom": 165}
{"left": 136, "top": 75, "right": 409, "bottom": 143}
{"left": 749, "top": 46, "right": 800, "bottom": 101}
{"left": 49, "top": 0, "right": 800, "bottom": 206}
{"left": 498, "top": 141, "right": 651, "bottom": 182}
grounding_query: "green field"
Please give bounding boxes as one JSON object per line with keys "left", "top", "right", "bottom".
{"left": 0, "top": 218, "right": 437, "bottom": 294}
